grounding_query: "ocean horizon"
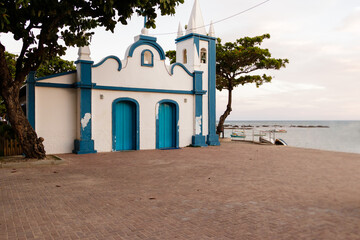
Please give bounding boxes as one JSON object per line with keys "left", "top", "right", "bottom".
{"left": 221, "top": 120, "right": 360, "bottom": 154}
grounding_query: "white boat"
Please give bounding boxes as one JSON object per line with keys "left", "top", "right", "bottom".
{"left": 275, "top": 138, "right": 288, "bottom": 146}
{"left": 259, "top": 136, "right": 274, "bottom": 144}
{"left": 260, "top": 136, "right": 287, "bottom": 146}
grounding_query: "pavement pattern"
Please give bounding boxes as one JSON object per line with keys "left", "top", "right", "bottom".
{"left": 1, "top": 141, "right": 360, "bottom": 240}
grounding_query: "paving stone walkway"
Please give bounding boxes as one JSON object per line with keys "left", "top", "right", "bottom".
{"left": 1, "top": 142, "right": 360, "bottom": 240}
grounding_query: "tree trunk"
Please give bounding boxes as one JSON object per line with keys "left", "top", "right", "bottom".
{"left": 2, "top": 87, "right": 46, "bottom": 159}
{"left": 217, "top": 88, "right": 233, "bottom": 135}
{"left": 0, "top": 43, "right": 46, "bottom": 159}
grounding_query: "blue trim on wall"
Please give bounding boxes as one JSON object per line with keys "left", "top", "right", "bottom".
{"left": 170, "top": 63, "right": 193, "bottom": 77}
{"left": 31, "top": 82, "right": 207, "bottom": 95}
{"left": 175, "top": 33, "right": 216, "bottom": 43}
{"left": 207, "top": 38, "right": 220, "bottom": 146}
{"left": 26, "top": 71, "right": 36, "bottom": 129}
{"left": 138, "top": 35, "right": 157, "bottom": 41}
{"left": 35, "top": 70, "right": 76, "bottom": 82}
{"left": 94, "top": 85, "right": 202, "bottom": 95}
{"left": 192, "top": 71, "right": 207, "bottom": 147}
{"left": 74, "top": 82, "right": 96, "bottom": 89}
{"left": 128, "top": 35, "right": 166, "bottom": 60}
{"left": 156, "top": 99, "right": 179, "bottom": 149}
{"left": 194, "top": 36, "right": 200, "bottom": 56}
{"left": 73, "top": 60, "right": 97, "bottom": 154}
{"left": 93, "top": 55, "right": 122, "bottom": 71}
{"left": 141, "top": 49, "right": 154, "bottom": 67}
{"left": 192, "top": 135, "right": 207, "bottom": 147}
{"left": 73, "top": 139, "right": 96, "bottom": 154}
{"left": 74, "top": 60, "right": 94, "bottom": 64}
{"left": 36, "top": 82, "right": 74, "bottom": 88}
{"left": 112, "top": 98, "right": 140, "bottom": 151}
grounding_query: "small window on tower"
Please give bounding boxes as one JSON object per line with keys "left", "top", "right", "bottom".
{"left": 183, "top": 49, "right": 187, "bottom": 64}
{"left": 141, "top": 50, "right": 153, "bottom": 67}
{"left": 200, "top": 48, "right": 207, "bottom": 64}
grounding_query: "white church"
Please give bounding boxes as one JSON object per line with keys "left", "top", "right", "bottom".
{"left": 26, "top": 0, "right": 220, "bottom": 154}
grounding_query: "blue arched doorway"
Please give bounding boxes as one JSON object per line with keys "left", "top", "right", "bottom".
{"left": 156, "top": 100, "right": 179, "bottom": 149}
{"left": 112, "top": 98, "right": 139, "bottom": 151}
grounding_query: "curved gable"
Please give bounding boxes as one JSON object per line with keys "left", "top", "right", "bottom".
{"left": 170, "top": 63, "right": 193, "bottom": 77}
{"left": 127, "top": 35, "right": 166, "bottom": 60}
{"left": 93, "top": 55, "right": 122, "bottom": 71}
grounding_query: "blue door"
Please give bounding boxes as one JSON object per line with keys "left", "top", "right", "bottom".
{"left": 114, "top": 101, "right": 136, "bottom": 151}
{"left": 158, "top": 102, "right": 176, "bottom": 149}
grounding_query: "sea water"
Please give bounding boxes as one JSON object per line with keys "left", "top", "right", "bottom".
{"left": 222, "top": 120, "right": 360, "bottom": 154}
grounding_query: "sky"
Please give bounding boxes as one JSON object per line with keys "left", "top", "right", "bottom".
{"left": 2, "top": 0, "right": 360, "bottom": 120}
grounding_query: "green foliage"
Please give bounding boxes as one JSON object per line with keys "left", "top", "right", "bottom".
{"left": 0, "top": 52, "right": 17, "bottom": 118}
{"left": 165, "top": 50, "right": 177, "bottom": 64}
{"left": 216, "top": 34, "right": 288, "bottom": 133}
{"left": 216, "top": 34, "right": 289, "bottom": 91}
{"left": 4, "top": 51, "right": 16, "bottom": 78}
{"left": 36, "top": 56, "right": 76, "bottom": 78}
{"left": 0, "top": 0, "right": 184, "bottom": 82}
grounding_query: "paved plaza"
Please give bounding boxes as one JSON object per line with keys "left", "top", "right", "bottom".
{"left": 1, "top": 142, "right": 360, "bottom": 240}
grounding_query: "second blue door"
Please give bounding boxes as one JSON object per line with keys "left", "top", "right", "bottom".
{"left": 158, "top": 102, "right": 176, "bottom": 149}
{"left": 115, "top": 101, "right": 136, "bottom": 151}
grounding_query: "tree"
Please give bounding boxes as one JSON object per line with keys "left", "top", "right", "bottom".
{"left": 165, "top": 50, "right": 176, "bottom": 64}
{"left": 36, "top": 56, "right": 76, "bottom": 78}
{"left": 0, "top": 51, "right": 75, "bottom": 121}
{"left": 216, "top": 34, "right": 288, "bottom": 134}
{"left": 0, "top": 0, "right": 184, "bottom": 159}
{"left": 165, "top": 34, "right": 288, "bottom": 135}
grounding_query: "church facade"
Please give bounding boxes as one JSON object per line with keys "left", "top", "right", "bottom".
{"left": 26, "top": 0, "right": 220, "bottom": 154}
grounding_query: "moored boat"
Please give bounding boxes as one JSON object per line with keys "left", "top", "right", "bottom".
{"left": 259, "top": 136, "right": 275, "bottom": 144}
{"left": 231, "top": 130, "right": 246, "bottom": 140}
{"left": 275, "top": 138, "right": 287, "bottom": 146}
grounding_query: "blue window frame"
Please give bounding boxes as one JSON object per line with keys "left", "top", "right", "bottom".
{"left": 141, "top": 49, "right": 154, "bottom": 67}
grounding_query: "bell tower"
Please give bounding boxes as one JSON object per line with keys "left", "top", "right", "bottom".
{"left": 175, "top": 0, "right": 220, "bottom": 146}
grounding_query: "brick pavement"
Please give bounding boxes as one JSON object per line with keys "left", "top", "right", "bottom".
{"left": 1, "top": 142, "right": 360, "bottom": 240}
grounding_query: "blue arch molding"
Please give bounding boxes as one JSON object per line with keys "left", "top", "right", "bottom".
{"left": 156, "top": 99, "right": 179, "bottom": 149}
{"left": 176, "top": 33, "right": 220, "bottom": 146}
{"left": 128, "top": 35, "right": 166, "bottom": 60}
{"left": 170, "top": 63, "right": 193, "bottom": 77}
{"left": 93, "top": 55, "right": 122, "bottom": 71}
{"left": 141, "top": 49, "right": 154, "bottom": 67}
{"left": 112, "top": 98, "right": 140, "bottom": 151}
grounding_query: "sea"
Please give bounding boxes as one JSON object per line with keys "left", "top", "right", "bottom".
{"left": 222, "top": 120, "right": 360, "bottom": 154}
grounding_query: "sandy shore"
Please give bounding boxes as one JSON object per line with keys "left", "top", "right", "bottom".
{"left": 1, "top": 141, "right": 360, "bottom": 239}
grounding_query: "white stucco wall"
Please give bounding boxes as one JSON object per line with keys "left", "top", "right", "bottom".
{"left": 176, "top": 39, "right": 196, "bottom": 72}
{"left": 40, "top": 72, "right": 77, "bottom": 84}
{"left": 92, "top": 90, "right": 194, "bottom": 152}
{"left": 35, "top": 87, "right": 77, "bottom": 154}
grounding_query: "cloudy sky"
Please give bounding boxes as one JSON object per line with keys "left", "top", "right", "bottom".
{"left": 3, "top": 0, "right": 360, "bottom": 120}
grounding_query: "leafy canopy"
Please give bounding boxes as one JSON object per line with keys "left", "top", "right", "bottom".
{"left": 0, "top": 0, "right": 183, "bottom": 84}
{"left": 216, "top": 34, "right": 289, "bottom": 91}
